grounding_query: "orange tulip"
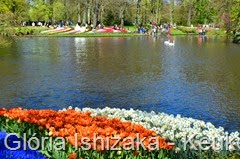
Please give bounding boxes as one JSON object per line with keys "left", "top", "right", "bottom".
{"left": 0, "top": 108, "right": 174, "bottom": 151}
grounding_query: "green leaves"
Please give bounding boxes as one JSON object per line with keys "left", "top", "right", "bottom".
{"left": 230, "top": 0, "right": 240, "bottom": 31}
{"left": 29, "top": 0, "right": 51, "bottom": 21}
{"left": 0, "top": 116, "right": 172, "bottom": 159}
{"left": 52, "top": 1, "right": 65, "bottom": 22}
{"left": 0, "top": 0, "right": 29, "bottom": 26}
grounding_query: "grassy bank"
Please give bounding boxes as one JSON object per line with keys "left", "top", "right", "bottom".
{"left": 0, "top": 26, "right": 143, "bottom": 37}
{"left": 37, "top": 33, "right": 142, "bottom": 37}
{"left": 207, "top": 29, "right": 229, "bottom": 36}
{"left": 177, "top": 26, "right": 198, "bottom": 34}
{"left": 0, "top": 26, "right": 49, "bottom": 36}
{"left": 176, "top": 26, "right": 230, "bottom": 36}
{"left": 0, "top": 26, "right": 231, "bottom": 37}
{"left": 170, "top": 29, "right": 187, "bottom": 35}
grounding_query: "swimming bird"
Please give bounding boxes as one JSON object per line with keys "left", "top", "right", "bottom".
{"left": 164, "top": 40, "right": 170, "bottom": 45}
{"left": 168, "top": 40, "right": 175, "bottom": 46}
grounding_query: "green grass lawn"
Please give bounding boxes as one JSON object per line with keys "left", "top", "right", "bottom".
{"left": 124, "top": 26, "right": 137, "bottom": 32}
{"left": 170, "top": 29, "right": 187, "bottom": 35}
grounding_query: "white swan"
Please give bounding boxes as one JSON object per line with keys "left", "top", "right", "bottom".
{"left": 168, "top": 40, "right": 175, "bottom": 46}
{"left": 164, "top": 40, "right": 170, "bottom": 45}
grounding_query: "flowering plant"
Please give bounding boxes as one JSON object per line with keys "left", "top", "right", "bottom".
{"left": 0, "top": 107, "right": 174, "bottom": 159}
{"left": 0, "top": 131, "right": 46, "bottom": 159}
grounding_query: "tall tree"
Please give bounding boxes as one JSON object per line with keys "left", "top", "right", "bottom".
{"left": 0, "top": 0, "right": 29, "bottom": 25}
{"left": 136, "top": 0, "right": 141, "bottom": 24}
{"left": 230, "top": 0, "right": 240, "bottom": 31}
{"left": 170, "top": 0, "right": 174, "bottom": 24}
{"left": 185, "top": 0, "right": 193, "bottom": 26}
{"left": 93, "top": 0, "right": 99, "bottom": 27}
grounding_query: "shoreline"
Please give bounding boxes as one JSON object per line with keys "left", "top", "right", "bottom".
{"left": 0, "top": 33, "right": 229, "bottom": 38}
{"left": 0, "top": 26, "right": 230, "bottom": 37}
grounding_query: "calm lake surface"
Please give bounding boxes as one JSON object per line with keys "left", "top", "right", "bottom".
{"left": 0, "top": 36, "right": 239, "bottom": 132}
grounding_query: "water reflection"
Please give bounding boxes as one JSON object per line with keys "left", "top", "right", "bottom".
{"left": 0, "top": 36, "right": 239, "bottom": 131}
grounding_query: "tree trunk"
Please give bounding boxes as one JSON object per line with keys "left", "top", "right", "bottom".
{"left": 87, "top": 4, "right": 91, "bottom": 24}
{"left": 100, "top": 6, "right": 104, "bottom": 26}
{"left": 187, "top": 3, "right": 191, "bottom": 26}
{"left": 170, "top": 0, "right": 174, "bottom": 24}
{"left": 136, "top": 0, "right": 141, "bottom": 25}
{"left": 64, "top": 0, "right": 67, "bottom": 20}
{"left": 93, "top": 0, "right": 99, "bottom": 28}
{"left": 187, "top": 0, "right": 193, "bottom": 26}
{"left": 155, "top": 0, "right": 161, "bottom": 23}
{"left": 83, "top": 6, "right": 87, "bottom": 24}
{"left": 44, "top": 0, "right": 49, "bottom": 4}
{"left": 77, "top": 0, "right": 81, "bottom": 23}
{"left": 144, "top": 0, "right": 147, "bottom": 24}
{"left": 120, "top": 4, "right": 126, "bottom": 28}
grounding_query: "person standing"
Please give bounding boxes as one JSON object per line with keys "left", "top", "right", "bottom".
{"left": 167, "top": 27, "right": 171, "bottom": 35}
{"left": 153, "top": 26, "right": 157, "bottom": 37}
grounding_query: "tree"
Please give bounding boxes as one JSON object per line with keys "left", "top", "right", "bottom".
{"left": 29, "top": 0, "right": 51, "bottom": 22}
{"left": 118, "top": 0, "right": 129, "bottom": 27}
{"left": 0, "top": 0, "right": 238, "bottom": 32}
{"left": 170, "top": 0, "right": 174, "bottom": 24}
{"left": 93, "top": 0, "right": 100, "bottom": 28}
{"left": 0, "top": 0, "right": 29, "bottom": 25}
{"left": 52, "top": 0, "right": 65, "bottom": 22}
{"left": 182, "top": 0, "right": 194, "bottom": 26}
{"left": 230, "top": 0, "right": 240, "bottom": 31}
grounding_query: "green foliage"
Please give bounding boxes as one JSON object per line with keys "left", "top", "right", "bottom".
{"left": 125, "top": 26, "right": 137, "bottom": 32}
{"left": 206, "top": 29, "right": 227, "bottom": 36}
{"left": 0, "top": 0, "right": 29, "bottom": 25}
{"left": 230, "top": 0, "right": 240, "bottom": 31}
{"left": 200, "top": 151, "right": 240, "bottom": 159}
{"left": 52, "top": 1, "right": 65, "bottom": 22}
{"left": 0, "top": 26, "right": 49, "bottom": 36}
{"left": 0, "top": 116, "right": 171, "bottom": 159}
{"left": 0, "top": 0, "right": 239, "bottom": 32}
{"left": 170, "top": 29, "right": 186, "bottom": 35}
{"left": 193, "top": 0, "right": 208, "bottom": 24}
{"left": 3, "top": 115, "right": 240, "bottom": 159}
{"left": 177, "top": 26, "right": 197, "bottom": 34}
{"left": 103, "top": 10, "right": 120, "bottom": 26}
{"left": 29, "top": 0, "right": 51, "bottom": 21}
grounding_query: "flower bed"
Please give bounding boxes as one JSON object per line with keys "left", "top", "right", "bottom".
{"left": 79, "top": 107, "right": 240, "bottom": 158}
{"left": 40, "top": 27, "right": 73, "bottom": 34}
{"left": 0, "top": 131, "right": 46, "bottom": 159}
{"left": 0, "top": 107, "right": 173, "bottom": 159}
{"left": 0, "top": 107, "right": 240, "bottom": 158}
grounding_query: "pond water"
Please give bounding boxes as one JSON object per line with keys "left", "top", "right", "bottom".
{"left": 0, "top": 36, "right": 239, "bottom": 132}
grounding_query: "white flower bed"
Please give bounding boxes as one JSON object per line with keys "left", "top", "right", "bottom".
{"left": 62, "top": 106, "right": 240, "bottom": 151}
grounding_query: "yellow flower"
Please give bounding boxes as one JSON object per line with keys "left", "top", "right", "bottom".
{"left": 49, "top": 131, "right": 53, "bottom": 136}
{"left": 117, "top": 150, "right": 122, "bottom": 155}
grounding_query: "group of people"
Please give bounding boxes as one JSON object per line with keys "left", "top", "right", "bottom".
{"left": 74, "top": 22, "right": 101, "bottom": 32}
{"left": 197, "top": 24, "right": 208, "bottom": 35}
{"left": 137, "top": 22, "right": 173, "bottom": 36}
{"left": 21, "top": 20, "right": 74, "bottom": 28}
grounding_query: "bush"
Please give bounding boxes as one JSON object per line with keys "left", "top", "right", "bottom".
{"left": 0, "top": 27, "right": 49, "bottom": 36}
{"left": 170, "top": 29, "right": 186, "bottom": 35}
{"left": 206, "top": 29, "right": 227, "bottom": 36}
{"left": 177, "top": 26, "right": 198, "bottom": 34}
